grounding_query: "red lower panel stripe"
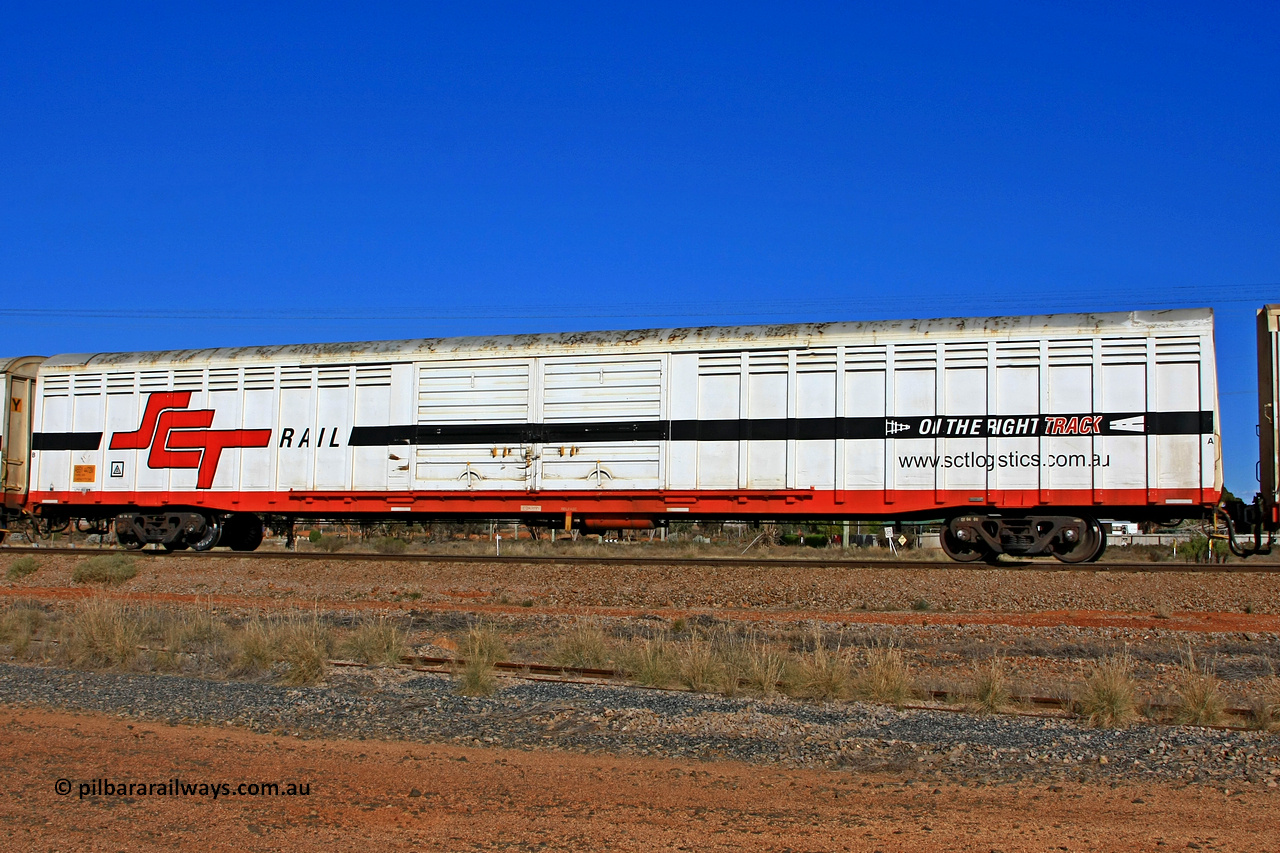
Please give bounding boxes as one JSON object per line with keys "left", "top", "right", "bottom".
{"left": 29, "top": 488, "right": 1217, "bottom": 517}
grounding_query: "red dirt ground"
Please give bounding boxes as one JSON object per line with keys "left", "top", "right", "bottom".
{"left": 5, "top": 584, "right": 1279, "bottom": 635}
{"left": 3, "top": 706, "right": 1275, "bottom": 852}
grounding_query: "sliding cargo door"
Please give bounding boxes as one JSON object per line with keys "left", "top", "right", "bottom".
{"left": 538, "top": 357, "right": 664, "bottom": 491}
{"left": 413, "top": 361, "right": 532, "bottom": 491}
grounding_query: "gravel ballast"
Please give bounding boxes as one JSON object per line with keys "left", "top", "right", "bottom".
{"left": 2, "top": 662, "right": 1276, "bottom": 789}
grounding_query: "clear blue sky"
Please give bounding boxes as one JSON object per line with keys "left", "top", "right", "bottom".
{"left": 2, "top": 3, "right": 1276, "bottom": 495}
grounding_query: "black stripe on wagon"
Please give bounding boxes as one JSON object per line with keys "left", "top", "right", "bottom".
{"left": 1147, "top": 411, "right": 1215, "bottom": 435}
{"left": 541, "top": 421, "right": 669, "bottom": 443}
{"left": 347, "top": 425, "right": 417, "bottom": 445}
{"left": 31, "top": 432, "right": 103, "bottom": 451}
{"left": 348, "top": 411, "right": 1214, "bottom": 447}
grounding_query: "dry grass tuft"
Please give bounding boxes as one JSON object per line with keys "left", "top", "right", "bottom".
{"left": 625, "top": 635, "right": 677, "bottom": 688}
{"left": 1079, "top": 653, "right": 1138, "bottom": 728}
{"left": 340, "top": 616, "right": 407, "bottom": 666}
{"left": 5, "top": 556, "right": 38, "bottom": 580}
{"left": 677, "top": 636, "right": 727, "bottom": 693}
{"left": 855, "top": 644, "right": 913, "bottom": 706}
{"left": 71, "top": 554, "right": 138, "bottom": 586}
{"left": 792, "top": 636, "right": 855, "bottom": 701}
{"left": 1247, "top": 676, "right": 1280, "bottom": 731}
{"left": 462, "top": 623, "right": 507, "bottom": 666}
{"left": 552, "top": 621, "right": 611, "bottom": 669}
{"left": 61, "top": 598, "right": 145, "bottom": 668}
{"left": 273, "top": 612, "right": 334, "bottom": 685}
{"left": 455, "top": 623, "right": 507, "bottom": 697}
{"left": 0, "top": 601, "right": 45, "bottom": 657}
{"left": 1173, "top": 650, "right": 1226, "bottom": 726}
{"left": 226, "top": 612, "right": 333, "bottom": 684}
{"left": 971, "top": 653, "right": 1012, "bottom": 713}
{"left": 230, "top": 616, "right": 275, "bottom": 677}
{"left": 456, "top": 657, "right": 498, "bottom": 696}
{"left": 152, "top": 605, "right": 232, "bottom": 672}
{"left": 741, "top": 641, "right": 790, "bottom": 697}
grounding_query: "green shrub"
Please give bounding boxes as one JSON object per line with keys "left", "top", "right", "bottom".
{"left": 373, "top": 536, "right": 409, "bottom": 555}
{"left": 71, "top": 554, "right": 138, "bottom": 586}
{"left": 316, "top": 535, "right": 345, "bottom": 553}
{"left": 6, "top": 556, "right": 38, "bottom": 580}
{"left": 778, "top": 533, "right": 802, "bottom": 546}
{"left": 307, "top": 529, "right": 322, "bottom": 544}
{"left": 1181, "top": 534, "right": 1210, "bottom": 563}
{"left": 803, "top": 535, "right": 829, "bottom": 548}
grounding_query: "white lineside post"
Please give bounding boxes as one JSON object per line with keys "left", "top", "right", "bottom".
{"left": 842, "top": 520, "right": 850, "bottom": 549}
{"left": 496, "top": 534, "right": 501, "bottom": 557}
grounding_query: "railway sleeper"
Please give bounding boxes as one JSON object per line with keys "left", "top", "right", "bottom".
{"left": 943, "top": 514, "right": 1106, "bottom": 563}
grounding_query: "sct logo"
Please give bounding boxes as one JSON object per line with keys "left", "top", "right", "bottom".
{"left": 109, "top": 392, "right": 272, "bottom": 489}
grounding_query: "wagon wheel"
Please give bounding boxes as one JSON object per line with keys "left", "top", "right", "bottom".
{"left": 939, "top": 525, "right": 989, "bottom": 563}
{"left": 223, "top": 514, "right": 264, "bottom": 552}
{"left": 1084, "top": 517, "right": 1108, "bottom": 562}
{"left": 1052, "top": 517, "right": 1105, "bottom": 563}
{"left": 188, "top": 515, "right": 222, "bottom": 552}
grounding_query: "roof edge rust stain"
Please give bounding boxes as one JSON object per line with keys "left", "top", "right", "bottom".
{"left": 39, "top": 308, "right": 1213, "bottom": 371}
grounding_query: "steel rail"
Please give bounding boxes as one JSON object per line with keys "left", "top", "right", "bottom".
{"left": 1, "top": 544, "right": 1276, "bottom": 573}
{"left": 14, "top": 636, "right": 1259, "bottom": 730}
{"left": 1, "top": 544, "right": 1276, "bottom": 572}
{"left": 340, "top": 654, "right": 1260, "bottom": 726}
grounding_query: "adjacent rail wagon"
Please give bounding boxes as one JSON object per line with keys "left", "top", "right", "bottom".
{"left": 4, "top": 306, "right": 1270, "bottom": 562}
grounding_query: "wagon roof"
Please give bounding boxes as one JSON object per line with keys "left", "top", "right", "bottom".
{"left": 39, "top": 307, "right": 1214, "bottom": 371}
